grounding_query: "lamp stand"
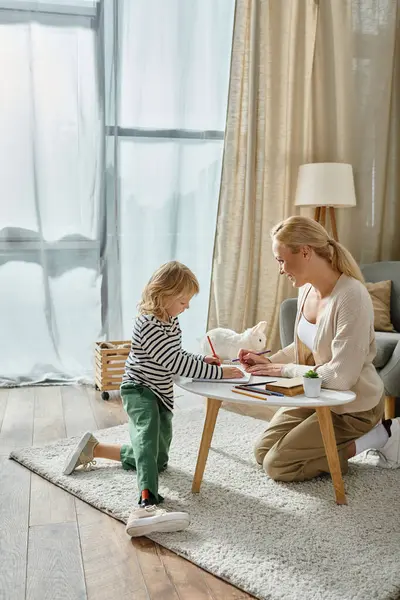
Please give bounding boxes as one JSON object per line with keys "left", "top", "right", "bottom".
{"left": 314, "top": 206, "right": 338, "bottom": 242}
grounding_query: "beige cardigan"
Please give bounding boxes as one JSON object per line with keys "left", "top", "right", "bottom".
{"left": 270, "top": 274, "right": 384, "bottom": 414}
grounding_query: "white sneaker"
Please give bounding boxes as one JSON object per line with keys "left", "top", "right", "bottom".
{"left": 374, "top": 418, "right": 400, "bottom": 468}
{"left": 125, "top": 505, "right": 190, "bottom": 537}
{"left": 63, "top": 432, "right": 99, "bottom": 475}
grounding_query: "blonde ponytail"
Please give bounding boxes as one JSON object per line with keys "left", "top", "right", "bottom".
{"left": 328, "top": 239, "right": 364, "bottom": 283}
{"left": 271, "top": 216, "right": 364, "bottom": 283}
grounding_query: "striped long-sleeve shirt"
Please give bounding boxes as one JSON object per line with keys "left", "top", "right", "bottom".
{"left": 123, "top": 314, "right": 223, "bottom": 410}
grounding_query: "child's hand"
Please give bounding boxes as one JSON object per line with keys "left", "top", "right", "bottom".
{"left": 204, "top": 354, "right": 221, "bottom": 366}
{"left": 222, "top": 367, "right": 244, "bottom": 379}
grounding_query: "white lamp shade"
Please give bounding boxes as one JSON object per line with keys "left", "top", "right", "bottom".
{"left": 295, "top": 163, "right": 357, "bottom": 208}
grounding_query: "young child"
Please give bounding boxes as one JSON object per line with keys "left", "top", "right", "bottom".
{"left": 63, "top": 261, "right": 242, "bottom": 537}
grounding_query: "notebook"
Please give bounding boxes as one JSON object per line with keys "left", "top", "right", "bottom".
{"left": 265, "top": 376, "right": 304, "bottom": 396}
{"left": 193, "top": 367, "right": 251, "bottom": 384}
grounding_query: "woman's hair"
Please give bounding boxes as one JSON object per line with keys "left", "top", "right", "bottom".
{"left": 138, "top": 261, "right": 200, "bottom": 320}
{"left": 271, "top": 216, "right": 364, "bottom": 283}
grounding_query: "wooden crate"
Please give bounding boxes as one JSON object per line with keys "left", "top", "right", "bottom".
{"left": 94, "top": 340, "right": 130, "bottom": 399}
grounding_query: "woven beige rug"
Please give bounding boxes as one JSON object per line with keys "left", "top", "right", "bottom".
{"left": 10, "top": 407, "right": 400, "bottom": 600}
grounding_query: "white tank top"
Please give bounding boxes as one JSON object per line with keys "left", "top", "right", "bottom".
{"left": 297, "top": 314, "right": 317, "bottom": 351}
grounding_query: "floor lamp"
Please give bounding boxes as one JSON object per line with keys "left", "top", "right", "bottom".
{"left": 294, "top": 163, "right": 357, "bottom": 242}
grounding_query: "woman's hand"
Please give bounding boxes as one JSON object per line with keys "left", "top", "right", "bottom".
{"left": 245, "top": 363, "right": 284, "bottom": 377}
{"left": 237, "top": 348, "right": 270, "bottom": 368}
{"left": 204, "top": 354, "right": 221, "bottom": 366}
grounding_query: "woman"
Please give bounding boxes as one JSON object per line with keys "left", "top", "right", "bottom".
{"left": 239, "top": 216, "right": 400, "bottom": 482}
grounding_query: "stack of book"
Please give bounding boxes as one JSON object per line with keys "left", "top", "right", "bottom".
{"left": 264, "top": 377, "right": 304, "bottom": 396}
{"left": 233, "top": 377, "right": 304, "bottom": 400}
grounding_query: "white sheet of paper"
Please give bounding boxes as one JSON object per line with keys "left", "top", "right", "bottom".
{"left": 193, "top": 367, "right": 251, "bottom": 384}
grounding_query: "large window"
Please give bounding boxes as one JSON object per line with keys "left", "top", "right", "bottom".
{"left": 106, "top": 0, "right": 235, "bottom": 351}
{"left": 0, "top": 0, "right": 235, "bottom": 385}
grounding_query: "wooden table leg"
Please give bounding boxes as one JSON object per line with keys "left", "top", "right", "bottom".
{"left": 316, "top": 406, "right": 347, "bottom": 505}
{"left": 192, "top": 398, "right": 222, "bottom": 493}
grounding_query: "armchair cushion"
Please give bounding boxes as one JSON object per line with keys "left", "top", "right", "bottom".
{"left": 361, "top": 262, "right": 400, "bottom": 333}
{"left": 365, "top": 280, "right": 395, "bottom": 332}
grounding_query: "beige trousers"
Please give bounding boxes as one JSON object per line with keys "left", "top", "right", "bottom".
{"left": 254, "top": 396, "right": 385, "bottom": 482}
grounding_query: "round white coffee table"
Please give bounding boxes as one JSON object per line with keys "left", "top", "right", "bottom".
{"left": 176, "top": 375, "right": 355, "bottom": 505}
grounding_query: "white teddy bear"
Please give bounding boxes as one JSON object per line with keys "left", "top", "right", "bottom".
{"left": 199, "top": 321, "right": 268, "bottom": 361}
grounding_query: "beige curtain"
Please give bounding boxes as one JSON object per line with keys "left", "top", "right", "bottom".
{"left": 312, "top": 0, "right": 400, "bottom": 262}
{"left": 208, "top": 0, "right": 319, "bottom": 349}
{"left": 209, "top": 0, "right": 400, "bottom": 353}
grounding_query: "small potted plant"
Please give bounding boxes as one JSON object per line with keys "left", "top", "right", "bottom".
{"left": 303, "top": 369, "right": 322, "bottom": 398}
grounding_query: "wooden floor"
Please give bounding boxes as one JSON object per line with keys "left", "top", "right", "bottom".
{"left": 0, "top": 385, "right": 255, "bottom": 600}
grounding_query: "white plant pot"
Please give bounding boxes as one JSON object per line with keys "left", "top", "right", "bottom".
{"left": 303, "top": 376, "right": 322, "bottom": 398}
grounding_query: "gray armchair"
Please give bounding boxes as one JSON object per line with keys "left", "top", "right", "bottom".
{"left": 279, "top": 262, "right": 400, "bottom": 419}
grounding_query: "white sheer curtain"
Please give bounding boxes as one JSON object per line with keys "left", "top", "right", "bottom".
{"left": 0, "top": 2, "right": 101, "bottom": 385}
{"left": 0, "top": 0, "right": 235, "bottom": 385}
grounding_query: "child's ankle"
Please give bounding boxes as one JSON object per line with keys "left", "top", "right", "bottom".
{"left": 93, "top": 443, "right": 100, "bottom": 458}
{"left": 140, "top": 489, "right": 151, "bottom": 507}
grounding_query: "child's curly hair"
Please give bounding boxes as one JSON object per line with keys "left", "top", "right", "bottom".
{"left": 138, "top": 261, "right": 199, "bottom": 321}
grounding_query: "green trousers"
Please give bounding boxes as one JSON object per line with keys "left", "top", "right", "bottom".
{"left": 120, "top": 382, "right": 173, "bottom": 504}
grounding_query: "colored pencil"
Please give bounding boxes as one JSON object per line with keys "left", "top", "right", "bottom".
{"left": 234, "top": 385, "right": 284, "bottom": 398}
{"left": 232, "top": 349, "right": 271, "bottom": 363}
{"left": 207, "top": 335, "right": 217, "bottom": 357}
{"left": 240, "top": 380, "right": 277, "bottom": 388}
{"left": 232, "top": 389, "right": 269, "bottom": 401}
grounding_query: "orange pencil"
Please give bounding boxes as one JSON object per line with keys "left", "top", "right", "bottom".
{"left": 232, "top": 389, "right": 269, "bottom": 401}
{"left": 207, "top": 335, "right": 218, "bottom": 359}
